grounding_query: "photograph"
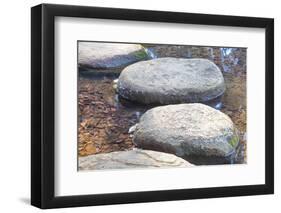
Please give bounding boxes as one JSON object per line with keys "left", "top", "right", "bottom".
{"left": 30, "top": 3, "right": 274, "bottom": 209}
{"left": 77, "top": 41, "right": 247, "bottom": 171}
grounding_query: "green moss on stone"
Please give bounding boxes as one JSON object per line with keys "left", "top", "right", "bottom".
{"left": 229, "top": 134, "right": 239, "bottom": 148}
{"left": 134, "top": 49, "right": 148, "bottom": 60}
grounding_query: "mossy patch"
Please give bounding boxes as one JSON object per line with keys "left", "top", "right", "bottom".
{"left": 134, "top": 49, "right": 148, "bottom": 60}
{"left": 229, "top": 134, "right": 239, "bottom": 148}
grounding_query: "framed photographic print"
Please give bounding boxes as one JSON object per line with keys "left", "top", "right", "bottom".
{"left": 31, "top": 3, "right": 274, "bottom": 209}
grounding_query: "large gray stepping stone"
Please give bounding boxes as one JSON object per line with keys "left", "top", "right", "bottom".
{"left": 79, "top": 148, "right": 193, "bottom": 171}
{"left": 117, "top": 57, "right": 225, "bottom": 104}
{"left": 133, "top": 104, "right": 239, "bottom": 165}
{"left": 78, "top": 42, "right": 148, "bottom": 69}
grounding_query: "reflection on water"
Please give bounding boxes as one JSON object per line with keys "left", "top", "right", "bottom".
{"left": 78, "top": 45, "right": 247, "bottom": 164}
{"left": 145, "top": 48, "right": 157, "bottom": 59}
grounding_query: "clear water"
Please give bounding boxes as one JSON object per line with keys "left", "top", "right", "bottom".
{"left": 78, "top": 45, "right": 247, "bottom": 164}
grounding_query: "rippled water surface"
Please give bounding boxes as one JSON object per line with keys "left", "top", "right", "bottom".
{"left": 78, "top": 44, "right": 247, "bottom": 164}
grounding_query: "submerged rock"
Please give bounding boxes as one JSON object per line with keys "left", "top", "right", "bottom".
{"left": 118, "top": 57, "right": 225, "bottom": 105}
{"left": 133, "top": 104, "right": 239, "bottom": 165}
{"left": 78, "top": 42, "right": 148, "bottom": 69}
{"left": 79, "top": 149, "right": 193, "bottom": 170}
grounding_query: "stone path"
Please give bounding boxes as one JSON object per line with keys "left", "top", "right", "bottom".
{"left": 132, "top": 103, "right": 239, "bottom": 165}
{"left": 78, "top": 44, "right": 242, "bottom": 168}
{"left": 117, "top": 57, "right": 225, "bottom": 104}
{"left": 78, "top": 42, "right": 148, "bottom": 69}
{"left": 79, "top": 148, "right": 193, "bottom": 170}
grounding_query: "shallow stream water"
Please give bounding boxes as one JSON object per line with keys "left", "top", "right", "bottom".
{"left": 78, "top": 45, "right": 247, "bottom": 165}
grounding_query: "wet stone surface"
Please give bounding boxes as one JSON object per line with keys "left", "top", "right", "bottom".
{"left": 133, "top": 104, "right": 239, "bottom": 165}
{"left": 78, "top": 42, "right": 148, "bottom": 69}
{"left": 79, "top": 148, "right": 193, "bottom": 171}
{"left": 117, "top": 58, "right": 225, "bottom": 105}
{"left": 78, "top": 44, "right": 247, "bottom": 165}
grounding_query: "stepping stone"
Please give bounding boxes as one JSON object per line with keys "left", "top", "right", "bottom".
{"left": 78, "top": 42, "right": 148, "bottom": 69}
{"left": 79, "top": 149, "right": 193, "bottom": 171}
{"left": 132, "top": 104, "right": 239, "bottom": 165}
{"left": 117, "top": 57, "right": 225, "bottom": 104}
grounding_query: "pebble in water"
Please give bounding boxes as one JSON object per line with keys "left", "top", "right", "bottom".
{"left": 133, "top": 104, "right": 240, "bottom": 165}
{"left": 118, "top": 58, "right": 225, "bottom": 105}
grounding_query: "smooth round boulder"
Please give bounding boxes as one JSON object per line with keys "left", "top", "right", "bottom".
{"left": 79, "top": 149, "right": 193, "bottom": 171}
{"left": 78, "top": 42, "right": 148, "bottom": 69}
{"left": 133, "top": 104, "right": 239, "bottom": 165}
{"left": 117, "top": 57, "right": 225, "bottom": 104}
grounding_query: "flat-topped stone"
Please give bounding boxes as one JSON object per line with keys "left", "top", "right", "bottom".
{"left": 78, "top": 42, "right": 148, "bottom": 69}
{"left": 79, "top": 149, "right": 193, "bottom": 170}
{"left": 133, "top": 104, "right": 239, "bottom": 165}
{"left": 117, "top": 57, "right": 225, "bottom": 104}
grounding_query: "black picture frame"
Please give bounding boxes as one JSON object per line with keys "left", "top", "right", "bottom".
{"left": 31, "top": 3, "right": 274, "bottom": 209}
